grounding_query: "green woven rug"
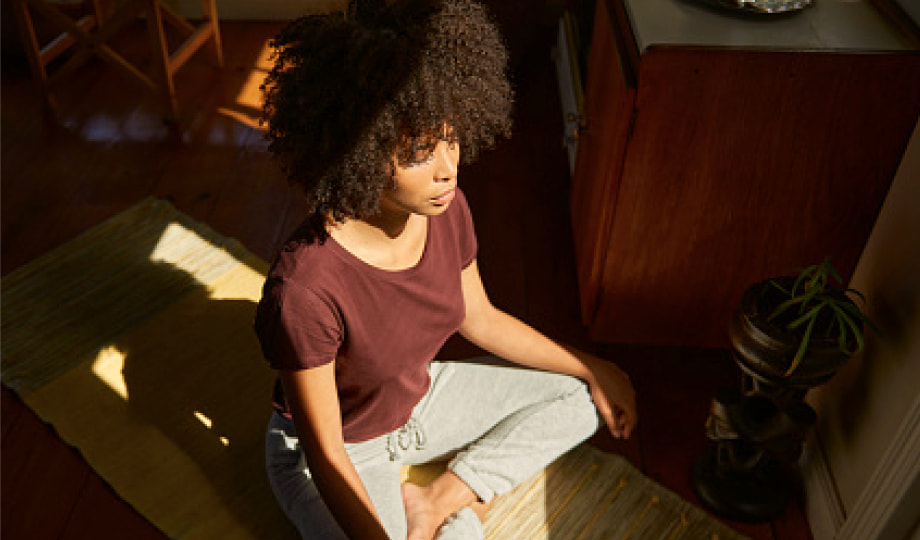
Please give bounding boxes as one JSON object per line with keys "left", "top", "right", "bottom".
{"left": 1, "top": 199, "right": 748, "bottom": 540}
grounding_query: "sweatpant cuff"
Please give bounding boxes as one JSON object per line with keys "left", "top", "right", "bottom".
{"left": 449, "top": 459, "right": 495, "bottom": 503}
{"left": 438, "top": 507, "right": 484, "bottom": 540}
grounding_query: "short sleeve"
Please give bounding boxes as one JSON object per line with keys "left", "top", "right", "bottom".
{"left": 254, "top": 278, "right": 343, "bottom": 370}
{"left": 454, "top": 188, "right": 478, "bottom": 268}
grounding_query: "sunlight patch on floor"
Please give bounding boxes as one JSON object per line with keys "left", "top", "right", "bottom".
{"left": 92, "top": 345, "right": 130, "bottom": 400}
{"left": 216, "top": 38, "right": 274, "bottom": 131}
{"left": 194, "top": 410, "right": 231, "bottom": 446}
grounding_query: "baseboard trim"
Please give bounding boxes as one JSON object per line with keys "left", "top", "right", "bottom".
{"left": 838, "top": 394, "right": 920, "bottom": 540}
{"left": 803, "top": 430, "right": 846, "bottom": 540}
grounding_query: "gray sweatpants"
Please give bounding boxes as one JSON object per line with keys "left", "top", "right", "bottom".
{"left": 265, "top": 358, "right": 600, "bottom": 540}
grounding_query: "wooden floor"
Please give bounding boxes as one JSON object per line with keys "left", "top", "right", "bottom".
{"left": 1, "top": 13, "right": 812, "bottom": 540}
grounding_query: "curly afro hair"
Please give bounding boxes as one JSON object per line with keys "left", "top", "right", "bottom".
{"left": 261, "top": 0, "right": 513, "bottom": 242}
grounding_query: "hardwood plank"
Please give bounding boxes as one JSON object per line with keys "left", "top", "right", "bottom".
{"left": 150, "top": 23, "right": 287, "bottom": 233}
{"left": 47, "top": 22, "right": 159, "bottom": 133}
{"left": 59, "top": 473, "right": 167, "bottom": 540}
{"left": 149, "top": 142, "right": 236, "bottom": 223}
{"left": 0, "top": 59, "right": 47, "bottom": 157}
{"left": 771, "top": 498, "right": 815, "bottom": 540}
{"left": 180, "top": 21, "right": 280, "bottom": 142}
{"left": 1, "top": 386, "right": 25, "bottom": 439}
{"left": 1, "top": 396, "right": 90, "bottom": 540}
{"left": 610, "top": 345, "right": 778, "bottom": 540}
{"left": 272, "top": 190, "right": 312, "bottom": 256}
{"left": 0, "top": 127, "right": 161, "bottom": 274}
{"left": 207, "top": 140, "right": 293, "bottom": 262}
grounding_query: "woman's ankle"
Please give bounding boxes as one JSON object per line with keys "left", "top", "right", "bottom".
{"left": 426, "top": 471, "right": 479, "bottom": 522}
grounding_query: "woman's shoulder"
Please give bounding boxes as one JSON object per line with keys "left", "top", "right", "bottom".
{"left": 268, "top": 230, "right": 347, "bottom": 291}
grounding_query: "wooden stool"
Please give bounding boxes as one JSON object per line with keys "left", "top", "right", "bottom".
{"left": 12, "top": 0, "right": 223, "bottom": 121}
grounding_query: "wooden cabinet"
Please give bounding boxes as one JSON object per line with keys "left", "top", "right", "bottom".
{"left": 569, "top": 0, "right": 920, "bottom": 347}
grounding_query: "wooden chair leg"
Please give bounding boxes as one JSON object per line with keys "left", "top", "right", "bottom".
{"left": 146, "top": 0, "right": 222, "bottom": 121}
{"left": 11, "top": 0, "right": 51, "bottom": 98}
{"left": 12, "top": 0, "right": 100, "bottom": 112}
{"left": 14, "top": 0, "right": 220, "bottom": 122}
{"left": 144, "top": 0, "right": 178, "bottom": 122}
{"left": 202, "top": 0, "right": 223, "bottom": 67}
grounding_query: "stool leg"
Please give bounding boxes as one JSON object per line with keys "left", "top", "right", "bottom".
{"left": 144, "top": 0, "right": 178, "bottom": 121}
{"left": 12, "top": 0, "right": 55, "bottom": 110}
{"left": 201, "top": 0, "right": 222, "bottom": 67}
{"left": 89, "top": 0, "right": 104, "bottom": 23}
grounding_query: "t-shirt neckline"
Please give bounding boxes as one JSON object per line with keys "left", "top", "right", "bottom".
{"left": 325, "top": 216, "right": 433, "bottom": 278}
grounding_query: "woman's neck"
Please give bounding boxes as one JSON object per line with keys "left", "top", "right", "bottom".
{"left": 361, "top": 205, "right": 413, "bottom": 240}
{"left": 328, "top": 208, "right": 428, "bottom": 271}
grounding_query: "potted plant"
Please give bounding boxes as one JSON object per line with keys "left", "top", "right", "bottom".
{"left": 729, "top": 258, "right": 879, "bottom": 399}
{"left": 693, "top": 259, "right": 878, "bottom": 522}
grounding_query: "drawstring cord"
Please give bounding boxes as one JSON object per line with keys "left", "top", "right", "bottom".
{"left": 386, "top": 418, "right": 426, "bottom": 461}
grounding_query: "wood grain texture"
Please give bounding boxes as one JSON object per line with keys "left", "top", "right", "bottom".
{"left": 570, "top": 0, "right": 636, "bottom": 323}
{"left": 578, "top": 39, "right": 920, "bottom": 346}
{"left": 59, "top": 473, "right": 167, "bottom": 540}
{"left": 0, "top": 392, "right": 91, "bottom": 540}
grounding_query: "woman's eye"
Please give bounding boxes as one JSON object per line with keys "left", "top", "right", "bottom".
{"left": 401, "top": 145, "right": 436, "bottom": 166}
{"left": 413, "top": 149, "right": 435, "bottom": 163}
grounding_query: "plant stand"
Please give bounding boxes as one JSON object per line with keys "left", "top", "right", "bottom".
{"left": 692, "top": 272, "right": 868, "bottom": 521}
{"left": 692, "top": 386, "right": 815, "bottom": 522}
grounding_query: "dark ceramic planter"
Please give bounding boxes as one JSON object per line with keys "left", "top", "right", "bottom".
{"left": 729, "top": 277, "right": 853, "bottom": 395}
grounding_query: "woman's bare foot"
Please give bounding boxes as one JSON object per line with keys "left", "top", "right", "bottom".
{"left": 402, "top": 482, "right": 443, "bottom": 540}
{"left": 470, "top": 498, "right": 493, "bottom": 522}
{"left": 402, "top": 471, "right": 488, "bottom": 540}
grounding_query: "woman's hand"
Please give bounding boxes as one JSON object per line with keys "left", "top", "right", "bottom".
{"left": 583, "top": 358, "right": 637, "bottom": 439}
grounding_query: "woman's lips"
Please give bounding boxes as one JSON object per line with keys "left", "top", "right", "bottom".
{"left": 431, "top": 187, "right": 456, "bottom": 205}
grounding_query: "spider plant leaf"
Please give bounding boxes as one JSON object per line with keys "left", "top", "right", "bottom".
{"left": 769, "top": 296, "right": 805, "bottom": 322}
{"left": 834, "top": 311, "right": 848, "bottom": 341}
{"left": 864, "top": 317, "right": 883, "bottom": 337}
{"left": 793, "top": 267, "right": 814, "bottom": 296}
{"left": 797, "top": 285, "right": 823, "bottom": 313}
{"left": 838, "top": 301, "right": 882, "bottom": 336}
{"left": 846, "top": 288, "right": 867, "bottom": 304}
{"left": 831, "top": 311, "right": 860, "bottom": 354}
{"left": 785, "top": 316, "right": 817, "bottom": 377}
{"left": 838, "top": 299, "right": 866, "bottom": 319}
{"left": 769, "top": 279, "right": 791, "bottom": 296}
{"left": 829, "top": 301, "right": 865, "bottom": 355}
{"left": 788, "top": 301, "right": 827, "bottom": 330}
{"left": 838, "top": 301, "right": 866, "bottom": 321}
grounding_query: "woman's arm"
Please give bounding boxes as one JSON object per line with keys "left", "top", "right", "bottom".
{"left": 280, "top": 363, "right": 391, "bottom": 540}
{"left": 458, "top": 260, "right": 637, "bottom": 439}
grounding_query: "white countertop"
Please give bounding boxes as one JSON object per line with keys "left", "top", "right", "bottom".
{"left": 623, "top": 0, "right": 916, "bottom": 52}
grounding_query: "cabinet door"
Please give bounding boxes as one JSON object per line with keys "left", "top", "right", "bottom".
{"left": 592, "top": 48, "right": 920, "bottom": 347}
{"left": 570, "top": 0, "right": 636, "bottom": 323}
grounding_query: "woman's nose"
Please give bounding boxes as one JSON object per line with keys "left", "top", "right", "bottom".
{"left": 434, "top": 142, "right": 458, "bottom": 181}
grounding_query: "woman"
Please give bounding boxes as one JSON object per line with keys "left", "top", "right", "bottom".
{"left": 255, "top": 1, "right": 637, "bottom": 539}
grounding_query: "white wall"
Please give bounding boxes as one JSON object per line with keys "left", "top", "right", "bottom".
{"left": 805, "top": 117, "right": 920, "bottom": 539}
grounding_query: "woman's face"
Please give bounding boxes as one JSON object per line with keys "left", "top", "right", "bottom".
{"left": 381, "top": 137, "right": 460, "bottom": 217}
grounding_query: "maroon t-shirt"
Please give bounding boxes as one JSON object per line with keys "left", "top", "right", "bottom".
{"left": 254, "top": 189, "right": 477, "bottom": 442}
